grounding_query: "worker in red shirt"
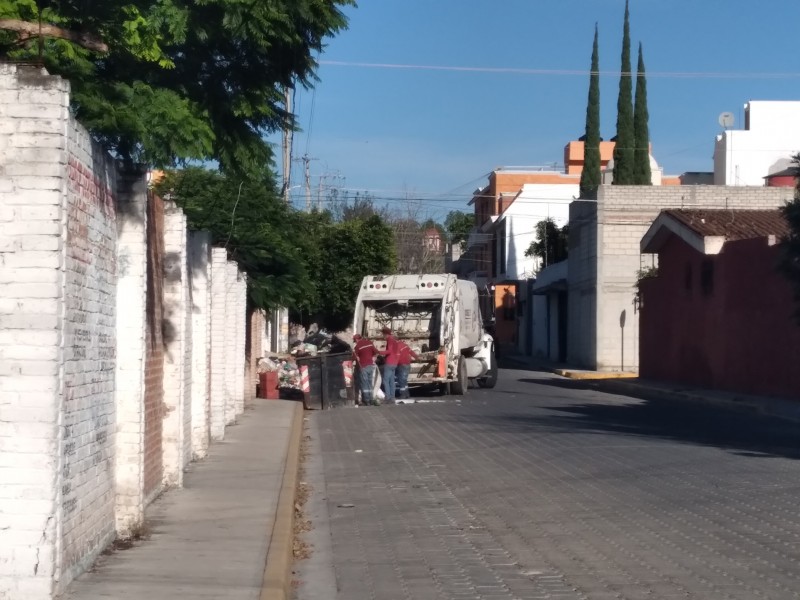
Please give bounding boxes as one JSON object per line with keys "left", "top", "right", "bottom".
{"left": 396, "top": 339, "right": 419, "bottom": 401}
{"left": 380, "top": 327, "right": 400, "bottom": 404}
{"left": 352, "top": 334, "right": 379, "bottom": 406}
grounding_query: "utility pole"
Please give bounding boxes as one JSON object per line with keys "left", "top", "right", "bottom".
{"left": 281, "top": 85, "right": 293, "bottom": 204}
{"left": 303, "top": 154, "right": 312, "bottom": 211}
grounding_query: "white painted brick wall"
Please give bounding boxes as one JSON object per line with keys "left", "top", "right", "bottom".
{"left": 224, "top": 262, "right": 239, "bottom": 423}
{"left": 0, "top": 68, "right": 67, "bottom": 600}
{"left": 0, "top": 65, "right": 118, "bottom": 598}
{"left": 188, "top": 231, "right": 211, "bottom": 459}
{"left": 234, "top": 273, "right": 247, "bottom": 415}
{"left": 161, "top": 202, "right": 192, "bottom": 486}
{"left": 209, "top": 249, "right": 228, "bottom": 440}
{"left": 60, "top": 102, "right": 119, "bottom": 591}
{"left": 113, "top": 169, "right": 149, "bottom": 535}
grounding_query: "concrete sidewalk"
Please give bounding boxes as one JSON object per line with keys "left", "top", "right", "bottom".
{"left": 62, "top": 399, "right": 304, "bottom": 600}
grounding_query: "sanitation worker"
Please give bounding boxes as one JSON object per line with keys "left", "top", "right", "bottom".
{"left": 396, "top": 339, "right": 419, "bottom": 402}
{"left": 352, "top": 334, "right": 379, "bottom": 406}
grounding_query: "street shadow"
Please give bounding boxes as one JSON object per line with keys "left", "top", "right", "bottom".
{"left": 457, "top": 377, "right": 800, "bottom": 461}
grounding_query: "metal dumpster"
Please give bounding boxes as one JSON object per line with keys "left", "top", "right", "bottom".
{"left": 295, "top": 352, "right": 354, "bottom": 409}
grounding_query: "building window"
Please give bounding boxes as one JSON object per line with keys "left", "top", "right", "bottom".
{"left": 700, "top": 259, "right": 714, "bottom": 296}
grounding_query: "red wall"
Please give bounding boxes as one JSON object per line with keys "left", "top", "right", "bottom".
{"left": 640, "top": 235, "right": 800, "bottom": 399}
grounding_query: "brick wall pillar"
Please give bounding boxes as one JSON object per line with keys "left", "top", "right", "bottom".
{"left": 209, "top": 248, "right": 228, "bottom": 440}
{"left": 224, "top": 261, "right": 239, "bottom": 423}
{"left": 234, "top": 273, "right": 247, "bottom": 415}
{"left": 161, "top": 202, "right": 192, "bottom": 485}
{"left": 188, "top": 231, "right": 211, "bottom": 459}
{"left": 113, "top": 167, "right": 149, "bottom": 535}
{"left": 0, "top": 64, "right": 70, "bottom": 600}
{"left": 246, "top": 309, "right": 265, "bottom": 406}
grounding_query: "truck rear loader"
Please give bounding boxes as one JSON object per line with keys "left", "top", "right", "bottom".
{"left": 353, "top": 273, "right": 497, "bottom": 394}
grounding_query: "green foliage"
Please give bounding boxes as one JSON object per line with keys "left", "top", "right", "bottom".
{"left": 310, "top": 215, "right": 396, "bottom": 330}
{"left": 1, "top": 0, "right": 354, "bottom": 174}
{"left": 634, "top": 265, "right": 659, "bottom": 290}
{"left": 580, "top": 24, "right": 601, "bottom": 198}
{"left": 612, "top": 0, "right": 635, "bottom": 185}
{"left": 444, "top": 210, "right": 474, "bottom": 250}
{"left": 633, "top": 42, "right": 652, "bottom": 185}
{"left": 154, "top": 167, "right": 316, "bottom": 310}
{"left": 524, "top": 219, "right": 569, "bottom": 269}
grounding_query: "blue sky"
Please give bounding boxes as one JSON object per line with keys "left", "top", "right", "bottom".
{"left": 279, "top": 0, "right": 800, "bottom": 220}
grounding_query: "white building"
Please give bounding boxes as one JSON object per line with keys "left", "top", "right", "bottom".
{"left": 493, "top": 183, "right": 577, "bottom": 280}
{"left": 713, "top": 100, "right": 800, "bottom": 185}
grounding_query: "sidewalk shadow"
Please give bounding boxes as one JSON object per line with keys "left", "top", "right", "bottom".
{"left": 474, "top": 377, "right": 800, "bottom": 461}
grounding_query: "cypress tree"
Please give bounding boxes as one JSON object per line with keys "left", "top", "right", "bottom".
{"left": 633, "top": 42, "right": 652, "bottom": 185}
{"left": 612, "top": 0, "right": 635, "bottom": 185}
{"left": 580, "top": 24, "right": 601, "bottom": 198}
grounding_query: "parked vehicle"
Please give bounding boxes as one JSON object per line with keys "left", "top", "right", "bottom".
{"left": 353, "top": 274, "right": 497, "bottom": 394}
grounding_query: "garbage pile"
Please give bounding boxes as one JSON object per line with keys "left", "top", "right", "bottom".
{"left": 288, "top": 323, "right": 351, "bottom": 357}
{"left": 257, "top": 356, "right": 302, "bottom": 391}
{"left": 255, "top": 323, "right": 352, "bottom": 397}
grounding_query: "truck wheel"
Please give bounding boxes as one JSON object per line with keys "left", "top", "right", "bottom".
{"left": 477, "top": 350, "right": 498, "bottom": 389}
{"left": 450, "top": 356, "right": 468, "bottom": 395}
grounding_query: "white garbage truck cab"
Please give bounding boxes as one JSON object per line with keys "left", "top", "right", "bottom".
{"left": 352, "top": 273, "right": 497, "bottom": 394}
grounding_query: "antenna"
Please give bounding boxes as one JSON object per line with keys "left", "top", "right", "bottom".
{"left": 718, "top": 112, "right": 735, "bottom": 130}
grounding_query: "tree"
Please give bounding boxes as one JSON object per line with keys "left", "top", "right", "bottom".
{"left": 780, "top": 160, "right": 800, "bottom": 321}
{"left": 580, "top": 24, "right": 601, "bottom": 198}
{"left": 1, "top": 0, "right": 354, "bottom": 175}
{"left": 524, "top": 219, "right": 569, "bottom": 270}
{"left": 633, "top": 42, "right": 652, "bottom": 185}
{"left": 154, "top": 168, "right": 317, "bottom": 310}
{"left": 612, "top": 0, "right": 635, "bottom": 185}
{"left": 444, "top": 210, "right": 474, "bottom": 250}
{"left": 328, "top": 191, "right": 388, "bottom": 223}
{"left": 312, "top": 215, "right": 396, "bottom": 329}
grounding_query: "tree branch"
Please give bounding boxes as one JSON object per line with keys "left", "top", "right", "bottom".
{"left": 0, "top": 19, "right": 108, "bottom": 53}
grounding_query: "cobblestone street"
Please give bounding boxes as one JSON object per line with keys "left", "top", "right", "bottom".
{"left": 296, "top": 368, "right": 800, "bottom": 600}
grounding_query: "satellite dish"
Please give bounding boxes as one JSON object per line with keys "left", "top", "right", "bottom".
{"left": 718, "top": 112, "right": 735, "bottom": 129}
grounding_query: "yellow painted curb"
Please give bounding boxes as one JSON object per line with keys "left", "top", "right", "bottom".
{"left": 260, "top": 400, "right": 304, "bottom": 600}
{"left": 554, "top": 369, "right": 638, "bottom": 380}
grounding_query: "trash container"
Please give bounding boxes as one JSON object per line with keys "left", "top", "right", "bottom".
{"left": 296, "top": 353, "right": 355, "bottom": 409}
{"left": 320, "top": 352, "right": 355, "bottom": 409}
{"left": 258, "top": 371, "right": 280, "bottom": 399}
{"left": 295, "top": 355, "right": 323, "bottom": 410}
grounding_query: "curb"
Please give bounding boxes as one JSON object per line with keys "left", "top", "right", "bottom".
{"left": 553, "top": 368, "right": 638, "bottom": 380}
{"left": 260, "top": 400, "right": 304, "bottom": 600}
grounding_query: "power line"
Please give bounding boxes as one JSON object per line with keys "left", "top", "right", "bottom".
{"left": 320, "top": 60, "right": 800, "bottom": 80}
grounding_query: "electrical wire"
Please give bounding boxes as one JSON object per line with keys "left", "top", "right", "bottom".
{"left": 320, "top": 60, "right": 800, "bottom": 80}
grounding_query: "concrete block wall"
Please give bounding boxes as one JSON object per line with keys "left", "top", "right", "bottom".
{"left": 209, "top": 248, "right": 228, "bottom": 440}
{"left": 113, "top": 168, "right": 149, "bottom": 535}
{"left": 567, "top": 201, "right": 599, "bottom": 368}
{"left": 568, "top": 184, "right": 792, "bottom": 370}
{"left": 189, "top": 231, "right": 212, "bottom": 459}
{"left": 161, "top": 202, "right": 192, "bottom": 486}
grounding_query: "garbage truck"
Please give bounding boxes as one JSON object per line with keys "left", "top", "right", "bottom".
{"left": 352, "top": 273, "right": 497, "bottom": 395}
